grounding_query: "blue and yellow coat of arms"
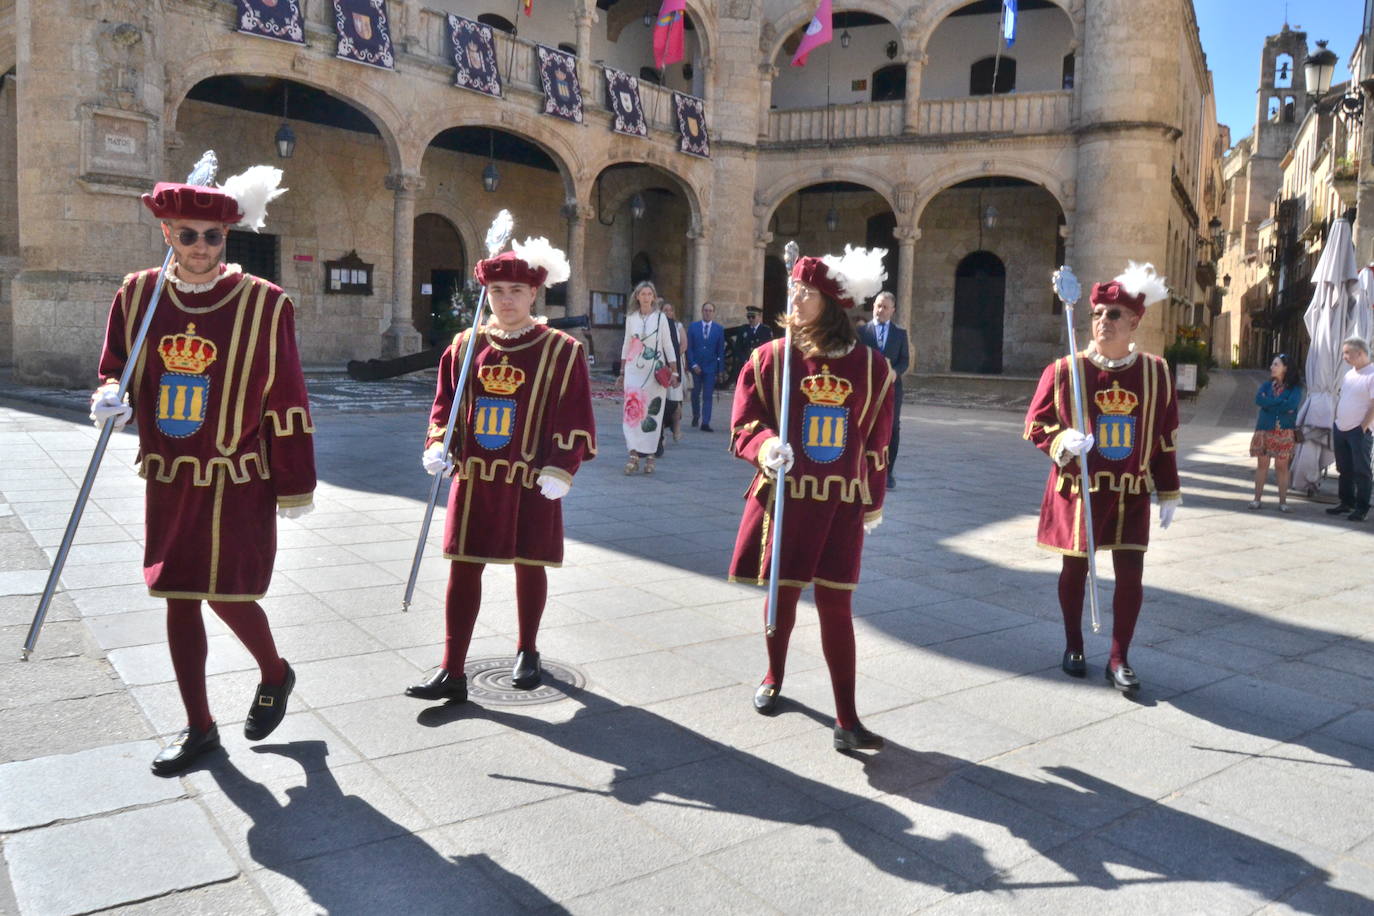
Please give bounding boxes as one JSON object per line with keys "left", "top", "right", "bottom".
{"left": 1093, "top": 381, "right": 1140, "bottom": 461}
{"left": 473, "top": 356, "right": 526, "bottom": 450}
{"left": 155, "top": 323, "right": 216, "bottom": 438}
{"left": 799, "top": 364, "right": 853, "bottom": 463}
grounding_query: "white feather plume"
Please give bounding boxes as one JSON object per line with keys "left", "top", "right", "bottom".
{"left": 821, "top": 245, "right": 888, "bottom": 305}
{"left": 512, "top": 236, "right": 571, "bottom": 286}
{"left": 218, "top": 165, "right": 287, "bottom": 232}
{"left": 485, "top": 209, "right": 515, "bottom": 256}
{"left": 1114, "top": 261, "right": 1170, "bottom": 306}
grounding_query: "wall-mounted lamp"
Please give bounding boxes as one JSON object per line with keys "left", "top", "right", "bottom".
{"left": 1304, "top": 40, "right": 1337, "bottom": 98}
{"left": 482, "top": 129, "right": 500, "bottom": 192}
{"left": 885, "top": 40, "right": 899, "bottom": 61}
{"left": 982, "top": 205, "right": 998, "bottom": 231}
{"left": 275, "top": 82, "right": 296, "bottom": 159}
{"left": 839, "top": 30, "right": 851, "bottom": 49}
{"left": 643, "top": 11, "right": 654, "bottom": 27}
{"left": 630, "top": 192, "right": 646, "bottom": 221}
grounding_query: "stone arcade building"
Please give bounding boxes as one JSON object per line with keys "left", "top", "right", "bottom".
{"left": 0, "top": 0, "right": 1221, "bottom": 386}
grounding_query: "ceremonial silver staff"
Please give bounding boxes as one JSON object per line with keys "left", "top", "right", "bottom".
{"left": 1052, "top": 266, "right": 1101, "bottom": 634}
{"left": 766, "top": 240, "right": 801, "bottom": 637}
{"left": 401, "top": 209, "right": 514, "bottom": 612}
{"left": 21, "top": 152, "right": 220, "bottom": 661}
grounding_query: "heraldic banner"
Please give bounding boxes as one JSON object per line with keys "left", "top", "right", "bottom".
{"left": 448, "top": 14, "right": 503, "bottom": 98}
{"left": 333, "top": 0, "right": 394, "bottom": 70}
{"left": 604, "top": 68, "right": 647, "bottom": 138}
{"left": 235, "top": 0, "right": 305, "bottom": 44}
{"left": 673, "top": 92, "right": 710, "bottom": 158}
{"left": 536, "top": 45, "right": 583, "bottom": 124}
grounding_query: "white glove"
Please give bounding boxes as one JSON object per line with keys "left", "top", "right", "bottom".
{"left": 277, "top": 503, "right": 314, "bottom": 520}
{"left": 759, "top": 439, "right": 795, "bottom": 478}
{"left": 422, "top": 443, "right": 454, "bottom": 477}
{"left": 537, "top": 474, "right": 571, "bottom": 500}
{"left": 863, "top": 515, "right": 883, "bottom": 535}
{"left": 89, "top": 383, "right": 132, "bottom": 430}
{"left": 1061, "top": 429, "right": 1095, "bottom": 457}
{"left": 1159, "top": 498, "right": 1178, "bottom": 530}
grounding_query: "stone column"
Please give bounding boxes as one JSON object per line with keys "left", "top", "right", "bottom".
{"left": 382, "top": 172, "right": 424, "bottom": 358}
{"left": 699, "top": 56, "right": 715, "bottom": 125}
{"left": 753, "top": 230, "right": 774, "bottom": 314}
{"left": 757, "top": 64, "right": 777, "bottom": 141}
{"left": 564, "top": 201, "right": 591, "bottom": 318}
{"left": 893, "top": 226, "right": 920, "bottom": 342}
{"left": 575, "top": 11, "right": 595, "bottom": 101}
{"left": 400, "top": 0, "right": 422, "bottom": 52}
{"left": 902, "top": 54, "right": 926, "bottom": 135}
{"left": 688, "top": 224, "right": 711, "bottom": 313}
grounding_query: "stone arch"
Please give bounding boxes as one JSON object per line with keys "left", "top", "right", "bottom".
{"left": 165, "top": 52, "right": 407, "bottom": 174}
{"left": 410, "top": 196, "right": 480, "bottom": 290}
{"left": 604, "top": 0, "right": 717, "bottom": 63}
{"left": 911, "top": 160, "right": 1071, "bottom": 227}
{"left": 419, "top": 115, "right": 581, "bottom": 205}
{"left": 763, "top": 2, "right": 910, "bottom": 66}
{"left": 586, "top": 157, "right": 705, "bottom": 233}
{"left": 756, "top": 166, "right": 899, "bottom": 236}
{"left": 914, "top": 0, "right": 1079, "bottom": 58}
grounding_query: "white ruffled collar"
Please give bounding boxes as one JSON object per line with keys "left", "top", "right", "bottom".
{"left": 169, "top": 262, "right": 242, "bottom": 294}
{"left": 486, "top": 315, "right": 546, "bottom": 340}
{"left": 1085, "top": 342, "right": 1138, "bottom": 370}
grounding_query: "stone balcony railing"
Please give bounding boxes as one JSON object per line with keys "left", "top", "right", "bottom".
{"left": 766, "top": 90, "right": 1073, "bottom": 144}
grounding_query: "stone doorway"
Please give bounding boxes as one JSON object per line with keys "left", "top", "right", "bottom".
{"left": 952, "top": 250, "right": 1006, "bottom": 374}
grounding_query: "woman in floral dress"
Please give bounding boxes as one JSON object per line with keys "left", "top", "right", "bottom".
{"left": 618, "top": 281, "right": 678, "bottom": 473}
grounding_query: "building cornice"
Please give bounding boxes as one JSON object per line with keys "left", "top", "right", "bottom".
{"left": 1073, "top": 120, "right": 1183, "bottom": 141}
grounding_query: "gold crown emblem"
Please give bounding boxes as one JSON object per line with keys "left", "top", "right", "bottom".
{"left": 478, "top": 356, "right": 526, "bottom": 395}
{"left": 1094, "top": 381, "right": 1139, "bottom": 416}
{"left": 801, "top": 364, "right": 852, "bottom": 406}
{"left": 158, "top": 323, "right": 217, "bottom": 374}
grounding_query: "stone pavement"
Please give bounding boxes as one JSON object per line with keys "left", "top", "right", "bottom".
{"left": 1, "top": 369, "right": 1372, "bottom": 915}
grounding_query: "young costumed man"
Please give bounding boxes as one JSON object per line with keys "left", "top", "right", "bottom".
{"left": 90, "top": 164, "right": 314, "bottom": 775}
{"left": 1023, "top": 262, "right": 1181, "bottom": 691}
{"left": 407, "top": 237, "right": 596, "bottom": 702}
{"left": 729, "top": 247, "right": 894, "bottom": 751}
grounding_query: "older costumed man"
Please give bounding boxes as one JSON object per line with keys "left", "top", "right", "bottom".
{"left": 1024, "top": 263, "right": 1181, "bottom": 692}
{"left": 91, "top": 164, "right": 315, "bottom": 774}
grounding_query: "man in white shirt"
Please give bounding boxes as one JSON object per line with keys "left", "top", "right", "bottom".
{"left": 1328, "top": 336, "right": 1374, "bottom": 522}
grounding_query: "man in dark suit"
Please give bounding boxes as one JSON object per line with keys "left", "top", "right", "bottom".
{"left": 687, "top": 301, "right": 726, "bottom": 431}
{"left": 740, "top": 306, "right": 774, "bottom": 354}
{"left": 860, "top": 291, "right": 909, "bottom": 487}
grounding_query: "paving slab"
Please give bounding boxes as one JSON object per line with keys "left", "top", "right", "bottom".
{"left": 0, "top": 740, "right": 181, "bottom": 830}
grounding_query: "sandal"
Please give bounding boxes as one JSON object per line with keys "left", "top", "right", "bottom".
{"left": 1278, "top": 503, "right": 1291, "bottom": 513}
{"left": 624, "top": 456, "right": 641, "bottom": 475}
{"left": 643, "top": 456, "right": 656, "bottom": 475}
{"left": 1247, "top": 499, "right": 1261, "bottom": 510}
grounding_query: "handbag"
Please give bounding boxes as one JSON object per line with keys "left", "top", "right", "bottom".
{"left": 654, "top": 365, "right": 674, "bottom": 388}
{"left": 1292, "top": 426, "right": 1305, "bottom": 443}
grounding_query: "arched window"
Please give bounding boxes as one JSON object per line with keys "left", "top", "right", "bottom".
{"left": 1062, "top": 53, "right": 1075, "bottom": 90}
{"left": 477, "top": 13, "right": 515, "bottom": 34}
{"left": 1274, "top": 53, "right": 1294, "bottom": 88}
{"left": 557, "top": 42, "right": 577, "bottom": 55}
{"left": 1283, "top": 96, "right": 1295, "bottom": 122}
{"left": 970, "top": 56, "right": 1015, "bottom": 96}
{"left": 1268, "top": 96, "right": 1281, "bottom": 122}
{"left": 870, "top": 64, "right": 906, "bottom": 102}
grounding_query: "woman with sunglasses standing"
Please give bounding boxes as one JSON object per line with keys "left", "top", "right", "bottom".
{"left": 1024, "top": 263, "right": 1181, "bottom": 693}
{"left": 1249, "top": 353, "right": 1304, "bottom": 512}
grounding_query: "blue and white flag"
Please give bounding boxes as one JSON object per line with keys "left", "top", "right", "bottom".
{"left": 1001, "top": 0, "right": 1018, "bottom": 48}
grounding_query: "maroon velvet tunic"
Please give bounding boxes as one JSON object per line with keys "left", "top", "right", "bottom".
{"left": 1024, "top": 349, "right": 1181, "bottom": 556}
{"left": 426, "top": 323, "right": 596, "bottom": 566}
{"left": 98, "top": 265, "right": 316, "bottom": 600}
{"left": 728, "top": 339, "right": 894, "bottom": 590}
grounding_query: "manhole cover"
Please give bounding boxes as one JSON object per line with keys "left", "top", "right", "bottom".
{"left": 464, "top": 656, "right": 585, "bottom": 706}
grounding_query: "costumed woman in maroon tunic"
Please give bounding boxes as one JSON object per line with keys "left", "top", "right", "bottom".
{"left": 407, "top": 237, "right": 596, "bottom": 703}
{"left": 1023, "top": 262, "right": 1181, "bottom": 691}
{"left": 92, "top": 165, "right": 315, "bottom": 775}
{"left": 729, "top": 247, "right": 894, "bottom": 751}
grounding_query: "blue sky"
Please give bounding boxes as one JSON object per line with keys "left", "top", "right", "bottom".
{"left": 1194, "top": 0, "right": 1366, "bottom": 143}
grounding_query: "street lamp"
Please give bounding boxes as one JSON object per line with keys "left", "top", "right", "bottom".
{"left": 630, "top": 192, "right": 646, "bottom": 221}
{"left": 1209, "top": 215, "right": 1224, "bottom": 255}
{"left": 839, "top": 30, "right": 851, "bottom": 49}
{"left": 1304, "top": 40, "right": 1338, "bottom": 98}
{"left": 274, "top": 82, "right": 296, "bottom": 159}
{"left": 482, "top": 130, "right": 500, "bottom": 193}
{"left": 982, "top": 205, "right": 998, "bottom": 231}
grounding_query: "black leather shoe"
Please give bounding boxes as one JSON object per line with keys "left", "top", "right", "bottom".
{"left": 753, "top": 682, "right": 780, "bottom": 715}
{"left": 511, "top": 650, "right": 542, "bottom": 689}
{"left": 244, "top": 661, "right": 295, "bottom": 741}
{"left": 887, "top": 473, "right": 898, "bottom": 489}
{"left": 405, "top": 668, "right": 468, "bottom": 702}
{"left": 1061, "top": 650, "right": 1087, "bottom": 678}
{"left": 700, "top": 424, "right": 714, "bottom": 432}
{"left": 833, "top": 723, "right": 885, "bottom": 751}
{"left": 1349, "top": 509, "right": 1369, "bottom": 522}
{"left": 151, "top": 723, "right": 221, "bottom": 776}
{"left": 1326, "top": 504, "right": 1354, "bottom": 516}
{"left": 1105, "top": 662, "right": 1140, "bottom": 691}
{"left": 691, "top": 417, "right": 699, "bottom": 427}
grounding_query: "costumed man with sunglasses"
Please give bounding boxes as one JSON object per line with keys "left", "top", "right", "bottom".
{"left": 90, "top": 165, "right": 315, "bottom": 774}
{"left": 1023, "top": 263, "right": 1180, "bottom": 693}
{"left": 406, "top": 237, "right": 596, "bottom": 704}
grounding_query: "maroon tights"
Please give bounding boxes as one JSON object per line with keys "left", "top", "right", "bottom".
{"left": 166, "top": 598, "right": 287, "bottom": 732}
{"left": 1058, "top": 551, "right": 1144, "bottom": 667}
{"left": 760, "top": 584, "right": 860, "bottom": 730}
{"left": 441, "top": 561, "right": 548, "bottom": 672}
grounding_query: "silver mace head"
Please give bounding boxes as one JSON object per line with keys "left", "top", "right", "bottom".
{"left": 1052, "top": 265, "right": 1081, "bottom": 307}
{"left": 783, "top": 240, "right": 800, "bottom": 271}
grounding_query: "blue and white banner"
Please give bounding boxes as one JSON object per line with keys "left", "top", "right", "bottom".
{"left": 604, "top": 68, "right": 647, "bottom": 138}
{"left": 449, "top": 14, "right": 503, "bottom": 98}
{"left": 537, "top": 45, "right": 583, "bottom": 123}
{"left": 333, "top": 0, "right": 394, "bottom": 70}
{"left": 235, "top": 0, "right": 305, "bottom": 45}
{"left": 1001, "top": 0, "right": 1018, "bottom": 48}
{"left": 673, "top": 92, "right": 710, "bottom": 158}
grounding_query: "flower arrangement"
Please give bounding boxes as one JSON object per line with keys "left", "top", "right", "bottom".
{"left": 432, "top": 279, "right": 480, "bottom": 344}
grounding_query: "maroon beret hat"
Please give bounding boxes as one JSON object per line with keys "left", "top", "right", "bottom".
{"left": 1089, "top": 281, "right": 1147, "bottom": 316}
{"left": 474, "top": 250, "right": 547, "bottom": 288}
{"left": 141, "top": 183, "right": 243, "bottom": 224}
{"left": 791, "top": 256, "right": 855, "bottom": 309}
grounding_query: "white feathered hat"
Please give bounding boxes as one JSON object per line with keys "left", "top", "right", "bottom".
{"left": 142, "top": 165, "right": 286, "bottom": 233}
{"left": 474, "top": 236, "right": 570, "bottom": 288}
{"left": 792, "top": 245, "right": 888, "bottom": 309}
{"left": 1091, "top": 261, "right": 1169, "bottom": 316}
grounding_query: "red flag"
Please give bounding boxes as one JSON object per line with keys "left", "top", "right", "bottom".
{"left": 653, "top": 0, "right": 687, "bottom": 70}
{"left": 522, "top": 0, "right": 532, "bottom": 15}
{"left": 791, "top": 0, "right": 833, "bottom": 68}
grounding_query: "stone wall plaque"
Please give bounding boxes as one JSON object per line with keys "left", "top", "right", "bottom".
{"left": 80, "top": 106, "right": 156, "bottom": 186}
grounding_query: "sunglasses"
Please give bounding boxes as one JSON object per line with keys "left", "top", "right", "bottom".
{"left": 1091, "top": 309, "right": 1125, "bottom": 322}
{"left": 174, "top": 228, "right": 225, "bottom": 247}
